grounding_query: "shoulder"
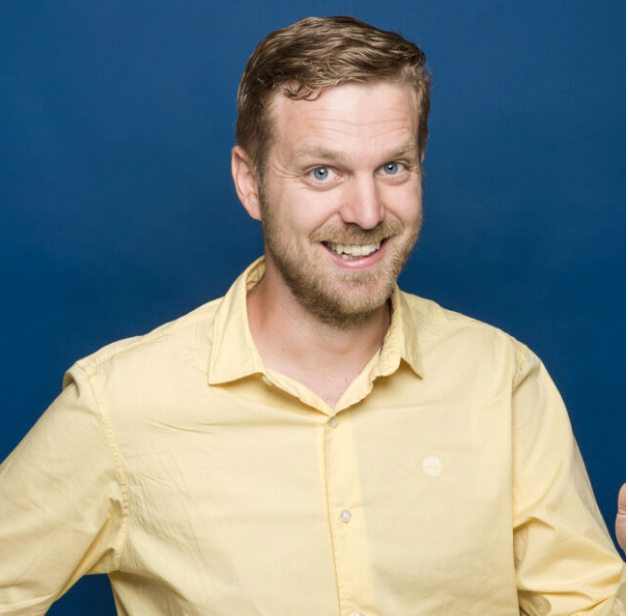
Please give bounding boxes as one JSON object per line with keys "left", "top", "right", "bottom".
{"left": 400, "top": 290, "right": 523, "bottom": 345}
{"left": 399, "top": 290, "right": 531, "bottom": 383}
{"left": 70, "top": 296, "right": 224, "bottom": 384}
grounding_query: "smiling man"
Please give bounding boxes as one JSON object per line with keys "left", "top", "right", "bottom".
{"left": 0, "top": 15, "right": 625, "bottom": 616}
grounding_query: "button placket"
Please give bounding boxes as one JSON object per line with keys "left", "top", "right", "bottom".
{"left": 324, "top": 408, "right": 378, "bottom": 616}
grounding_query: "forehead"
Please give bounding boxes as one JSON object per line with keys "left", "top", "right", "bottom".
{"left": 266, "top": 82, "right": 420, "bottom": 159}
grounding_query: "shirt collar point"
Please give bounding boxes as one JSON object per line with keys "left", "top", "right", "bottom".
{"left": 380, "top": 286, "right": 425, "bottom": 379}
{"left": 207, "top": 257, "right": 267, "bottom": 386}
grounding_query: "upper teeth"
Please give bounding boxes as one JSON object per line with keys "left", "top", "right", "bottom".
{"left": 328, "top": 242, "right": 381, "bottom": 257}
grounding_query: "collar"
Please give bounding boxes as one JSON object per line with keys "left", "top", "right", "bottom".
{"left": 208, "top": 257, "right": 424, "bottom": 386}
{"left": 379, "top": 284, "right": 424, "bottom": 379}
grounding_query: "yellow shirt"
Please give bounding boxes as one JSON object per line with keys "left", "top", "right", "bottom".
{"left": 0, "top": 258, "right": 624, "bottom": 615}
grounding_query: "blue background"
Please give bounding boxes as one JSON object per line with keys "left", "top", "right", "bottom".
{"left": 0, "top": 1, "right": 624, "bottom": 613}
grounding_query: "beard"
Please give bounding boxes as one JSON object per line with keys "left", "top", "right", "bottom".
{"left": 259, "top": 193, "right": 421, "bottom": 329}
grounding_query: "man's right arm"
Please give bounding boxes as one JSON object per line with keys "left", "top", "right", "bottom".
{"left": 0, "top": 365, "right": 127, "bottom": 616}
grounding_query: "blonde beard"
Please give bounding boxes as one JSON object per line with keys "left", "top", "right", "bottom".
{"left": 260, "top": 197, "right": 421, "bottom": 329}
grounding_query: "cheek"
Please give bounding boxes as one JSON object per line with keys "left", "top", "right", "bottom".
{"left": 270, "top": 181, "right": 337, "bottom": 229}
{"left": 384, "top": 185, "right": 422, "bottom": 224}
{"left": 294, "top": 198, "right": 342, "bottom": 233}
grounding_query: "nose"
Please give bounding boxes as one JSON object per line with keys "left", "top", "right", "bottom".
{"left": 339, "top": 174, "right": 385, "bottom": 230}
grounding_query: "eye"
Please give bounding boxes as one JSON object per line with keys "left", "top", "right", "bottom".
{"left": 311, "top": 166, "right": 331, "bottom": 181}
{"left": 382, "top": 162, "right": 401, "bottom": 175}
{"left": 307, "top": 166, "right": 342, "bottom": 186}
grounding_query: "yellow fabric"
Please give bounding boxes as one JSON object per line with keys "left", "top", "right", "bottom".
{"left": 0, "top": 257, "right": 624, "bottom": 615}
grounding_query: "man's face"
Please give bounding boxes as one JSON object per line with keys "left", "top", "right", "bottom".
{"left": 257, "top": 81, "right": 423, "bottom": 327}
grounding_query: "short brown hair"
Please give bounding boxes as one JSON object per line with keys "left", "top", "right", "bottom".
{"left": 236, "top": 16, "right": 432, "bottom": 176}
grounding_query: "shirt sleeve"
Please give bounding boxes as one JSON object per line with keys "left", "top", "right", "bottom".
{"left": 0, "top": 364, "right": 128, "bottom": 616}
{"left": 512, "top": 345, "right": 626, "bottom": 616}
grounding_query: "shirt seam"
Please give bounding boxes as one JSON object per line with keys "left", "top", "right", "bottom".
{"left": 512, "top": 341, "right": 530, "bottom": 391}
{"left": 76, "top": 364, "right": 130, "bottom": 570}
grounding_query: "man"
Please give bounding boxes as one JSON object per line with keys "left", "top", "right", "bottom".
{"left": 0, "top": 16, "right": 625, "bottom": 616}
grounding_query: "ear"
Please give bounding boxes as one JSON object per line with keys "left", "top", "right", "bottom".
{"left": 231, "top": 145, "right": 262, "bottom": 221}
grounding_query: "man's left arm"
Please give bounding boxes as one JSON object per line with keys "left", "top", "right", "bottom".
{"left": 511, "top": 345, "right": 625, "bottom": 616}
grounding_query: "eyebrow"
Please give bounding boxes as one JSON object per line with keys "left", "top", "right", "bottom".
{"left": 290, "top": 140, "right": 419, "bottom": 165}
{"left": 386, "top": 140, "right": 419, "bottom": 160}
{"left": 290, "top": 146, "right": 343, "bottom": 164}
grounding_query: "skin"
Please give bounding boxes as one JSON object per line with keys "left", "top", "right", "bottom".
{"left": 231, "top": 82, "right": 423, "bottom": 407}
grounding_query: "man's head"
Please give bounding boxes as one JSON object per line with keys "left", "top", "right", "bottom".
{"left": 232, "top": 17, "right": 430, "bottom": 328}
{"left": 236, "top": 16, "right": 431, "bottom": 179}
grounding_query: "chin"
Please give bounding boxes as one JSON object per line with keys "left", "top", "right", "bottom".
{"left": 303, "top": 278, "right": 395, "bottom": 328}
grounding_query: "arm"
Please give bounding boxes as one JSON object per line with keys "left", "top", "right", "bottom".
{"left": 0, "top": 365, "right": 127, "bottom": 616}
{"left": 512, "top": 347, "right": 625, "bottom": 616}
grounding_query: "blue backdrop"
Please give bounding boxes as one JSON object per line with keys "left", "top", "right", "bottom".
{"left": 0, "top": 1, "right": 624, "bottom": 613}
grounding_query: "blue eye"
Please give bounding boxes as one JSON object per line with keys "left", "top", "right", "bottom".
{"left": 383, "top": 162, "right": 399, "bottom": 175}
{"left": 312, "top": 167, "right": 330, "bottom": 180}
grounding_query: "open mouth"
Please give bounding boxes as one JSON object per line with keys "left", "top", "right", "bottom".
{"left": 322, "top": 240, "right": 385, "bottom": 261}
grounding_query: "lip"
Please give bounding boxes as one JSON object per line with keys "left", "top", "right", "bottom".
{"left": 321, "top": 238, "right": 389, "bottom": 269}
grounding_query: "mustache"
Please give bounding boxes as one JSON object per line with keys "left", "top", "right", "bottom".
{"left": 311, "top": 221, "right": 404, "bottom": 245}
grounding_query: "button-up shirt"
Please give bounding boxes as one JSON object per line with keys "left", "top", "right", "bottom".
{"left": 0, "top": 258, "right": 625, "bottom": 615}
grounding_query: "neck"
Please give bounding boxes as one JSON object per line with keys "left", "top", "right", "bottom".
{"left": 247, "top": 271, "right": 391, "bottom": 407}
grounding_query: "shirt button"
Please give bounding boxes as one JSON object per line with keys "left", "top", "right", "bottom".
{"left": 329, "top": 416, "right": 339, "bottom": 428}
{"left": 340, "top": 509, "right": 352, "bottom": 523}
{"left": 261, "top": 375, "right": 272, "bottom": 386}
